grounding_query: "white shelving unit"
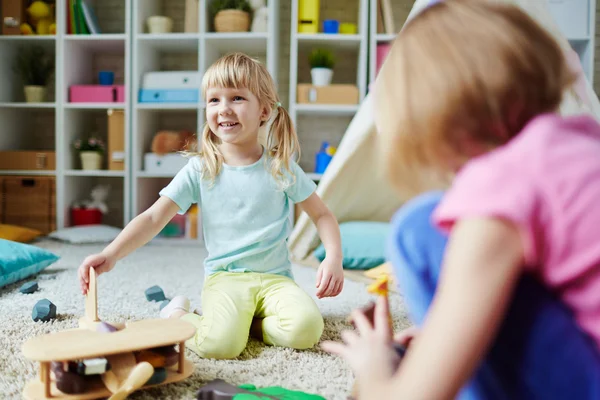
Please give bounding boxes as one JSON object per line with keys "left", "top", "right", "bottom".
{"left": 369, "top": 0, "right": 596, "bottom": 88}
{"left": 289, "top": 0, "right": 369, "bottom": 182}
{"left": 131, "top": 0, "right": 280, "bottom": 242}
{"left": 547, "top": 0, "right": 596, "bottom": 86}
{"left": 0, "top": 1, "right": 131, "bottom": 232}
{"left": 58, "top": 1, "right": 131, "bottom": 230}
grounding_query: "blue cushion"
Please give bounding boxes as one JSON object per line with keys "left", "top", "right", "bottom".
{"left": 313, "top": 221, "right": 390, "bottom": 269}
{"left": 0, "top": 239, "right": 59, "bottom": 289}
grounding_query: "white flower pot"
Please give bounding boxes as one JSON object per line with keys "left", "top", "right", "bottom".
{"left": 80, "top": 151, "right": 103, "bottom": 170}
{"left": 311, "top": 68, "right": 333, "bottom": 86}
{"left": 24, "top": 86, "right": 46, "bottom": 103}
{"left": 147, "top": 16, "right": 173, "bottom": 33}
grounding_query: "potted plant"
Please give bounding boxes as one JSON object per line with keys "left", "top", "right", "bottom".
{"left": 309, "top": 48, "right": 335, "bottom": 86}
{"left": 74, "top": 136, "right": 105, "bottom": 170}
{"left": 211, "top": 0, "right": 252, "bottom": 32}
{"left": 13, "top": 45, "right": 54, "bottom": 103}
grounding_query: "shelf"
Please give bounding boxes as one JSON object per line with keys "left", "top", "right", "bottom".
{"left": 375, "top": 33, "right": 397, "bottom": 42}
{"left": 64, "top": 36, "right": 125, "bottom": 52}
{"left": 0, "top": 170, "right": 55, "bottom": 176}
{"left": 306, "top": 172, "right": 323, "bottom": 181}
{"left": 295, "top": 104, "right": 359, "bottom": 116}
{"left": 137, "top": 171, "right": 178, "bottom": 178}
{"left": 0, "top": 35, "right": 56, "bottom": 41}
{"left": 65, "top": 34, "right": 126, "bottom": 40}
{"left": 137, "top": 34, "right": 199, "bottom": 52}
{"left": 296, "top": 33, "right": 362, "bottom": 50}
{"left": 65, "top": 170, "right": 125, "bottom": 177}
{"left": 64, "top": 103, "right": 125, "bottom": 109}
{"left": 0, "top": 102, "right": 55, "bottom": 108}
{"left": 136, "top": 103, "right": 200, "bottom": 110}
{"left": 204, "top": 33, "right": 269, "bottom": 54}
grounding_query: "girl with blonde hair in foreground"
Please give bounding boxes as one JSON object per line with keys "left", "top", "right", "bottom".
{"left": 79, "top": 53, "right": 344, "bottom": 359}
{"left": 323, "top": 1, "right": 600, "bottom": 398}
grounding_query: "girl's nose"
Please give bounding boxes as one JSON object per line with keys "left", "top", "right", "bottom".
{"left": 219, "top": 102, "right": 232, "bottom": 115}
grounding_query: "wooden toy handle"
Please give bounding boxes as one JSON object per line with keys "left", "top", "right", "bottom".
{"left": 85, "top": 267, "right": 99, "bottom": 322}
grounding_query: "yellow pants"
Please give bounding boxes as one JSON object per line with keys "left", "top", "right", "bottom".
{"left": 181, "top": 271, "right": 324, "bottom": 359}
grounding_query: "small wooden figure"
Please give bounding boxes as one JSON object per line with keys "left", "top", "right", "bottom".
{"left": 21, "top": 268, "right": 196, "bottom": 399}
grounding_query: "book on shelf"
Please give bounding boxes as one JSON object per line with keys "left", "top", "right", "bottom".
{"left": 67, "top": 0, "right": 101, "bottom": 35}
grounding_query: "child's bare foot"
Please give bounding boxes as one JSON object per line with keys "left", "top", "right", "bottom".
{"left": 159, "top": 296, "right": 190, "bottom": 319}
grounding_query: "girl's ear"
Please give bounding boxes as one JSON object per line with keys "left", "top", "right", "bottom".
{"left": 261, "top": 105, "right": 270, "bottom": 121}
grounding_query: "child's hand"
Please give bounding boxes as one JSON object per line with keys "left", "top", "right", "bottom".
{"left": 316, "top": 256, "right": 344, "bottom": 298}
{"left": 78, "top": 252, "right": 116, "bottom": 295}
{"left": 395, "top": 325, "right": 419, "bottom": 348}
{"left": 321, "top": 296, "right": 400, "bottom": 395}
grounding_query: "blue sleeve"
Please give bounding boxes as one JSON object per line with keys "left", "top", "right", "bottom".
{"left": 284, "top": 160, "right": 317, "bottom": 203}
{"left": 158, "top": 157, "right": 201, "bottom": 214}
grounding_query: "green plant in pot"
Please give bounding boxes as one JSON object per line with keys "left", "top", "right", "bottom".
{"left": 211, "top": 0, "right": 252, "bottom": 32}
{"left": 74, "top": 135, "right": 106, "bottom": 170}
{"left": 13, "top": 45, "right": 54, "bottom": 103}
{"left": 309, "top": 48, "right": 335, "bottom": 86}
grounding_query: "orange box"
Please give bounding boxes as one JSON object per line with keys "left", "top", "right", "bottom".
{"left": 297, "top": 84, "right": 359, "bottom": 105}
{"left": 107, "top": 109, "right": 125, "bottom": 170}
{"left": 0, "top": 151, "right": 56, "bottom": 170}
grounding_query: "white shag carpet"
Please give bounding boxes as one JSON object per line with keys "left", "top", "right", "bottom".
{"left": 0, "top": 239, "right": 410, "bottom": 399}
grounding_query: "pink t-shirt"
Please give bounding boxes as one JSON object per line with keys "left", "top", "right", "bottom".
{"left": 433, "top": 113, "right": 600, "bottom": 348}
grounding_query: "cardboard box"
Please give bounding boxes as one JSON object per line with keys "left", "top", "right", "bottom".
{"left": 0, "top": 151, "right": 55, "bottom": 170}
{"left": 2, "top": 0, "right": 26, "bottom": 35}
{"left": 107, "top": 109, "right": 125, "bottom": 170}
{"left": 1, "top": 176, "right": 56, "bottom": 234}
{"left": 297, "top": 84, "right": 359, "bottom": 105}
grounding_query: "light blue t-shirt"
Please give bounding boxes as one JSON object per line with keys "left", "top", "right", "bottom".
{"left": 159, "top": 149, "right": 317, "bottom": 279}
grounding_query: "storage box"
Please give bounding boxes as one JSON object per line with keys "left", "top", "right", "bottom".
{"left": 0, "top": 151, "right": 55, "bottom": 170}
{"left": 142, "top": 71, "right": 201, "bottom": 89}
{"left": 144, "top": 153, "right": 188, "bottom": 174}
{"left": 2, "top": 0, "right": 26, "bottom": 35}
{"left": 297, "top": 84, "right": 359, "bottom": 105}
{"left": 1, "top": 176, "right": 56, "bottom": 234}
{"left": 138, "top": 89, "right": 199, "bottom": 103}
{"left": 69, "top": 85, "right": 125, "bottom": 103}
{"left": 107, "top": 109, "right": 125, "bottom": 170}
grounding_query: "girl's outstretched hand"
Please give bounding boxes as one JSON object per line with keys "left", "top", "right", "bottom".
{"left": 78, "top": 252, "right": 116, "bottom": 295}
{"left": 315, "top": 255, "right": 344, "bottom": 298}
{"left": 321, "top": 295, "right": 400, "bottom": 397}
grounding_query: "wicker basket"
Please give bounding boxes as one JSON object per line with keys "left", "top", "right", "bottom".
{"left": 214, "top": 9, "right": 250, "bottom": 32}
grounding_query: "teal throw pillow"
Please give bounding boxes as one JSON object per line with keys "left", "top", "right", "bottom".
{"left": 313, "top": 221, "right": 390, "bottom": 269}
{"left": 0, "top": 239, "right": 59, "bottom": 289}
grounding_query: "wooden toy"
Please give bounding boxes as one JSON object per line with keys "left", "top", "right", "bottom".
{"left": 21, "top": 268, "right": 196, "bottom": 399}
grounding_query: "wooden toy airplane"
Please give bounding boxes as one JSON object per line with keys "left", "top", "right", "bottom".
{"left": 21, "top": 268, "right": 196, "bottom": 399}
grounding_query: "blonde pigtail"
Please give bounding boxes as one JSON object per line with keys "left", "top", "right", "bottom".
{"left": 267, "top": 104, "right": 300, "bottom": 190}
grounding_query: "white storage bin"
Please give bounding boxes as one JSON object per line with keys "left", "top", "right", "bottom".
{"left": 142, "top": 71, "right": 202, "bottom": 89}
{"left": 547, "top": 0, "right": 590, "bottom": 39}
{"left": 144, "top": 153, "right": 188, "bottom": 174}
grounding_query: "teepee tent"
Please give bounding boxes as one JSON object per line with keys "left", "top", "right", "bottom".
{"left": 288, "top": 0, "right": 600, "bottom": 261}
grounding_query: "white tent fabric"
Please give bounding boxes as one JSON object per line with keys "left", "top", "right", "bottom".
{"left": 288, "top": 0, "right": 600, "bottom": 261}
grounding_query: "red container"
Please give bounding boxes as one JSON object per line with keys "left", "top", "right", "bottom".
{"left": 71, "top": 207, "right": 103, "bottom": 226}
